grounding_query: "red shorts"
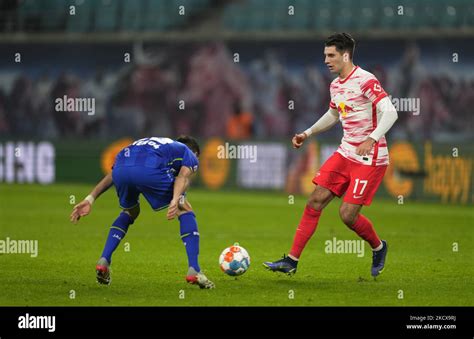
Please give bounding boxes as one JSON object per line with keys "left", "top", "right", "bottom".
{"left": 313, "top": 152, "right": 387, "bottom": 206}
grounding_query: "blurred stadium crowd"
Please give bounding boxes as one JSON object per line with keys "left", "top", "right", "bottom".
{"left": 0, "top": 0, "right": 473, "bottom": 143}
{"left": 0, "top": 40, "right": 472, "bottom": 142}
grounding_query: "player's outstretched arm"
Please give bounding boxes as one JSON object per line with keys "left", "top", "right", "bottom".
{"left": 70, "top": 173, "right": 114, "bottom": 224}
{"left": 293, "top": 108, "right": 339, "bottom": 148}
{"left": 167, "top": 166, "right": 194, "bottom": 220}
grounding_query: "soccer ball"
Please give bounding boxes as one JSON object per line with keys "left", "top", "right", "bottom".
{"left": 219, "top": 243, "right": 250, "bottom": 276}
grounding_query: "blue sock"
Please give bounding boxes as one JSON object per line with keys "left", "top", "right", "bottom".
{"left": 179, "top": 211, "right": 200, "bottom": 272}
{"left": 101, "top": 212, "right": 134, "bottom": 264}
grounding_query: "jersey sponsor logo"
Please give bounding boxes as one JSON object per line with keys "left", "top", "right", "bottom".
{"left": 132, "top": 137, "right": 173, "bottom": 150}
{"left": 373, "top": 83, "right": 382, "bottom": 93}
{"left": 337, "top": 102, "right": 354, "bottom": 118}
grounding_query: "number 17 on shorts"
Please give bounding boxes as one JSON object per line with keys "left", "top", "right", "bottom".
{"left": 344, "top": 166, "right": 387, "bottom": 206}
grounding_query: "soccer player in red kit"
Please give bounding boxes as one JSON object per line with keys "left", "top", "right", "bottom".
{"left": 264, "top": 33, "right": 398, "bottom": 277}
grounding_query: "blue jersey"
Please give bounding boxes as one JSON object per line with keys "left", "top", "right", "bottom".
{"left": 114, "top": 137, "right": 199, "bottom": 175}
{"left": 112, "top": 137, "right": 198, "bottom": 211}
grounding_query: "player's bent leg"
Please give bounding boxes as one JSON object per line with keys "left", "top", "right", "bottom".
{"left": 124, "top": 204, "right": 140, "bottom": 220}
{"left": 177, "top": 202, "right": 215, "bottom": 289}
{"left": 288, "top": 185, "right": 335, "bottom": 259}
{"left": 96, "top": 205, "right": 139, "bottom": 285}
{"left": 308, "top": 184, "right": 336, "bottom": 211}
{"left": 178, "top": 197, "right": 192, "bottom": 213}
{"left": 339, "top": 202, "right": 387, "bottom": 277}
{"left": 339, "top": 202, "right": 362, "bottom": 227}
{"left": 263, "top": 185, "right": 335, "bottom": 275}
{"left": 339, "top": 202, "right": 381, "bottom": 248}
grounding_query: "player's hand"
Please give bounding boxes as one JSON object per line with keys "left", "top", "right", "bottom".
{"left": 70, "top": 200, "right": 92, "bottom": 224}
{"left": 292, "top": 132, "right": 308, "bottom": 149}
{"left": 356, "top": 138, "right": 376, "bottom": 156}
{"left": 167, "top": 199, "right": 179, "bottom": 220}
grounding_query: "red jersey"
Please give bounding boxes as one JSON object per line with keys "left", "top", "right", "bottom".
{"left": 329, "top": 66, "right": 389, "bottom": 166}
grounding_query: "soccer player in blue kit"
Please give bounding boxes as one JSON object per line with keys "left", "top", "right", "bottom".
{"left": 70, "top": 136, "right": 215, "bottom": 289}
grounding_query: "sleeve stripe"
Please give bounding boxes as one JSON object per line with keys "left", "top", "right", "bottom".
{"left": 360, "top": 78, "right": 376, "bottom": 93}
{"left": 373, "top": 93, "right": 388, "bottom": 106}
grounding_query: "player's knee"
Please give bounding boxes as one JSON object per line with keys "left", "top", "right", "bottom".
{"left": 308, "top": 192, "right": 327, "bottom": 211}
{"left": 124, "top": 205, "right": 140, "bottom": 220}
{"left": 307, "top": 198, "right": 324, "bottom": 211}
{"left": 339, "top": 207, "right": 356, "bottom": 226}
{"left": 178, "top": 199, "right": 193, "bottom": 212}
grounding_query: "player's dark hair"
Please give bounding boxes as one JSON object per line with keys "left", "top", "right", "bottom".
{"left": 325, "top": 32, "right": 356, "bottom": 59}
{"left": 176, "top": 135, "right": 200, "bottom": 156}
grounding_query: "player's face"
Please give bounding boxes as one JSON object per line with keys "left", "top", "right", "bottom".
{"left": 324, "top": 46, "right": 344, "bottom": 74}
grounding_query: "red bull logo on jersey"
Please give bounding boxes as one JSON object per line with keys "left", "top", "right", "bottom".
{"left": 337, "top": 102, "right": 354, "bottom": 118}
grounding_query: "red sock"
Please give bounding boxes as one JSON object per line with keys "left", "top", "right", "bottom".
{"left": 289, "top": 205, "right": 322, "bottom": 259}
{"left": 350, "top": 214, "right": 382, "bottom": 249}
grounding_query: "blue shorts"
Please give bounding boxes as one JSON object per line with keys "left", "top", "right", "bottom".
{"left": 112, "top": 165, "right": 176, "bottom": 211}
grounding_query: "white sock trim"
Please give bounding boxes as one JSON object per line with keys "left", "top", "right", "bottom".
{"left": 372, "top": 242, "right": 383, "bottom": 252}
{"left": 288, "top": 254, "right": 299, "bottom": 261}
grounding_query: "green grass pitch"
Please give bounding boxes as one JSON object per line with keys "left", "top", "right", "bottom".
{"left": 0, "top": 184, "right": 472, "bottom": 306}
